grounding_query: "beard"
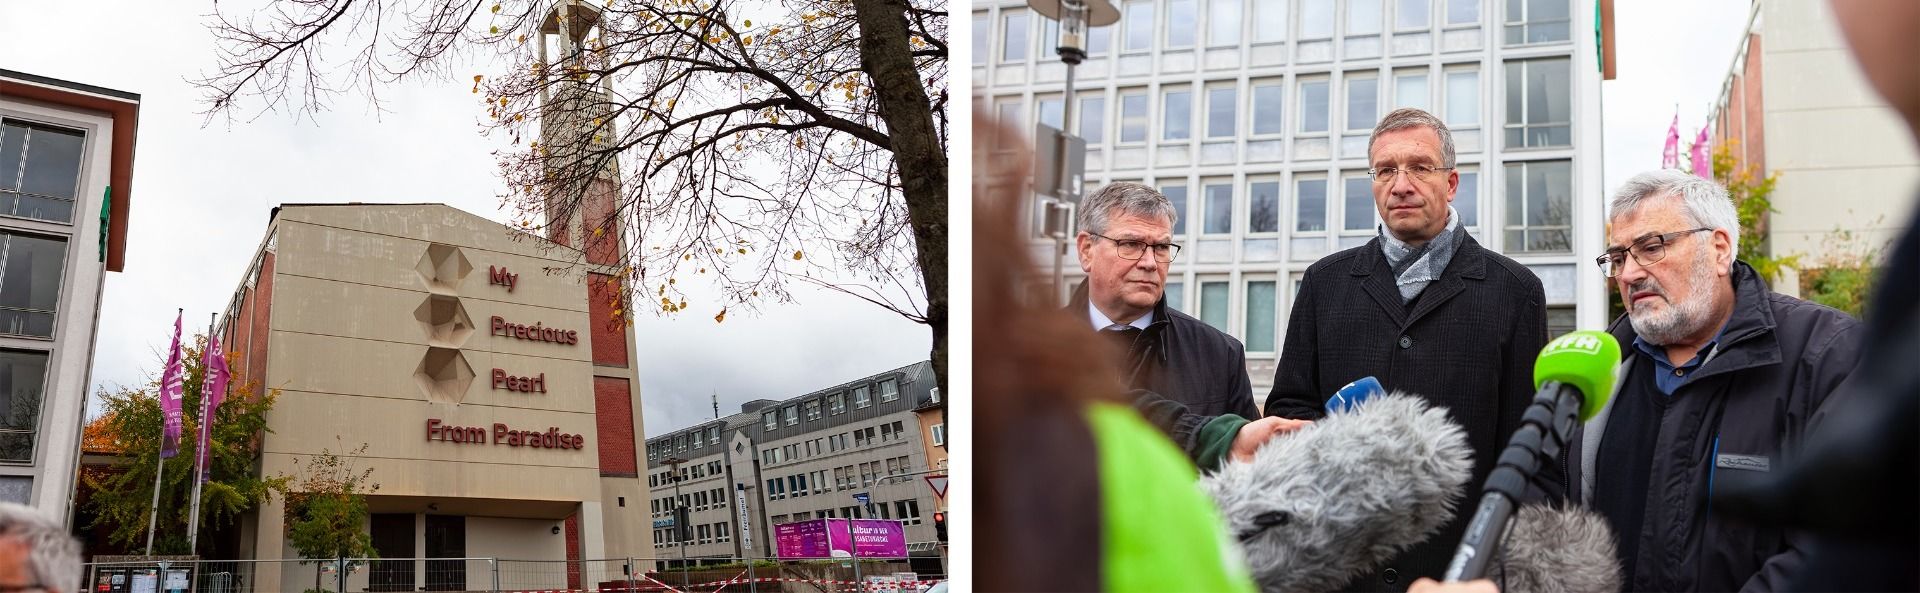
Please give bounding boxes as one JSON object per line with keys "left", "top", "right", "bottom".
{"left": 1626, "top": 248, "right": 1722, "bottom": 345}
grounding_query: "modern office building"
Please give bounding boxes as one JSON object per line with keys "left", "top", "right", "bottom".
{"left": 0, "top": 70, "right": 139, "bottom": 525}
{"left": 218, "top": 202, "right": 651, "bottom": 591}
{"left": 973, "top": 0, "right": 1614, "bottom": 402}
{"left": 642, "top": 361, "right": 943, "bottom": 571}
{"left": 1711, "top": 0, "right": 1918, "bottom": 287}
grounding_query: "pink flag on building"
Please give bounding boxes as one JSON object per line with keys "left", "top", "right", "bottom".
{"left": 1662, "top": 112, "right": 1681, "bottom": 169}
{"left": 1691, "top": 125, "right": 1712, "bottom": 178}
{"left": 196, "top": 333, "right": 231, "bottom": 481}
{"left": 158, "top": 311, "right": 186, "bottom": 459}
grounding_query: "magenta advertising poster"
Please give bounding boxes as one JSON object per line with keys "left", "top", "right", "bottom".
{"left": 775, "top": 519, "right": 908, "bottom": 558}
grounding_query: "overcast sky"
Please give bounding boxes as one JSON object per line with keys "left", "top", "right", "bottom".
{"left": 2, "top": 0, "right": 929, "bottom": 438}
{"left": 6, "top": 0, "right": 1768, "bottom": 437}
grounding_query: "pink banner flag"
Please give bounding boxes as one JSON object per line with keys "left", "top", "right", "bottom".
{"left": 1662, "top": 112, "right": 1681, "bottom": 169}
{"left": 196, "top": 333, "right": 231, "bottom": 481}
{"left": 1691, "top": 125, "right": 1712, "bottom": 178}
{"left": 158, "top": 311, "right": 185, "bottom": 459}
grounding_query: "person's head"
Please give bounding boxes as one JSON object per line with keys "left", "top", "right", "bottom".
{"left": 0, "top": 503, "right": 81, "bottom": 593}
{"left": 1828, "top": 0, "right": 1920, "bottom": 139}
{"left": 1603, "top": 170, "right": 1740, "bottom": 346}
{"left": 1075, "top": 182, "right": 1178, "bottom": 324}
{"left": 1368, "top": 108, "right": 1460, "bottom": 244}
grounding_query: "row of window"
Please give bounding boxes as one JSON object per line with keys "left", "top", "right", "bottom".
{"left": 648, "top": 459, "right": 726, "bottom": 488}
{"left": 647, "top": 423, "right": 724, "bottom": 461}
{"left": 760, "top": 378, "right": 902, "bottom": 432}
{"left": 1077, "top": 158, "right": 1570, "bottom": 253}
{"left": 993, "top": 57, "right": 1568, "bottom": 155}
{"left": 653, "top": 521, "right": 732, "bottom": 547}
{"left": 766, "top": 455, "right": 917, "bottom": 501}
{"left": 977, "top": 0, "right": 1568, "bottom": 65}
{"left": 1158, "top": 276, "right": 1576, "bottom": 353}
{"left": 771, "top": 500, "right": 924, "bottom": 526}
{"left": 650, "top": 486, "right": 730, "bottom": 518}
{"left": 761, "top": 421, "right": 911, "bottom": 467}
{"left": 0, "top": 120, "right": 85, "bottom": 226}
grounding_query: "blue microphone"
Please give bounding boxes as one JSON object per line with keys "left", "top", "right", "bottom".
{"left": 1327, "top": 376, "right": 1385, "bottom": 414}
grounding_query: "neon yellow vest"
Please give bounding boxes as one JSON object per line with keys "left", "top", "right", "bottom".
{"left": 1088, "top": 402, "right": 1256, "bottom": 593}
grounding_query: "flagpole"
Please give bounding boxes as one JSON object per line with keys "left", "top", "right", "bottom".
{"left": 146, "top": 307, "right": 182, "bottom": 556}
{"left": 188, "top": 312, "right": 214, "bottom": 554}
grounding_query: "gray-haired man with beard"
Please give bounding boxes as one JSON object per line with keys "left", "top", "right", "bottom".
{"left": 1571, "top": 169, "right": 1864, "bottom": 591}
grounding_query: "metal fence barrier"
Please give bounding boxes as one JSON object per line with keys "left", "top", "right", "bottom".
{"left": 81, "top": 557, "right": 945, "bottom": 593}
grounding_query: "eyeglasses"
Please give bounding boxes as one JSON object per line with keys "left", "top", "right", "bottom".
{"left": 1367, "top": 164, "right": 1454, "bottom": 183}
{"left": 1596, "top": 227, "right": 1712, "bottom": 278}
{"left": 1088, "top": 232, "right": 1182, "bottom": 263}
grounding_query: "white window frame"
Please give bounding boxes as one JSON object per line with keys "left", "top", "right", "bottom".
{"left": 1344, "top": 71, "right": 1381, "bottom": 135}
{"left": 1200, "top": 178, "right": 1235, "bottom": 236}
{"left": 1395, "top": 0, "right": 1432, "bottom": 32}
{"left": 1394, "top": 67, "right": 1432, "bottom": 111}
{"left": 1161, "top": 85, "right": 1194, "bottom": 142}
{"left": 1293, "top": 173, "right": 1331, "bottom": 234}
{"left": 1196, "top": 276, "right": 1233, "bottom": 335}
{"left": 1444, "top": 64, "right": 1481, "bottom": 130}
{"left": 1249, "top": 78, "right": 1286, "bottom": 138}
{"left": 1297, "top": 76, "right": 1331, "bottom": 136}
{"left": 1253, "top": 0, "right": 1288, "bottom": 44}
{"left": 1242, "top": 275, "right": 1281, "bottom": 355}
{"left": 1000, "top": 9, "right": 1031, "bottom": 64}
{"left": 1077, "top": 91, "right": 1108, "bottom": 147}
{"left": 1166, "top": 0, "right": 1199, "bottom": 49}
{"left": 1445, "top": 0, "right": 1481, "bottom": 27}
{"left": 1246, "top": 175, "right": 1283, "bottom": 237}
{"left": 1204, "top": 83, "right": 1238, "bottom": 140}
{"left": 1503, "top": 0, "right": 1571, "bottom": 46}
{"left": 1340, "top": 171, "right": 1378, "bottom": 236}
{"left": 1502, "top": 57, "right": 1573, "bottom": 150}
{"left": 1455, "top": 164, "right": 1481, "bottom": 230}
{"left": 1159, "top": 179, "right": 1191, "bottom": 237}
{"left": 1299, "top": 0, "right": 1335, "bottom": 40}
{"left": 1207, "top": 0, "right": 1243, "bottom": 47}
{"left": 1117, "top": 88, "right": 1150, "bottom": 145}
{"left": 1123, "top": 0, "right": 1156, "bottom": 53}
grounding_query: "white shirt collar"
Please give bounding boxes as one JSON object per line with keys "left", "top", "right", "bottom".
{"left": 1088, "top": 300, "right": 1154, "bottom": 331}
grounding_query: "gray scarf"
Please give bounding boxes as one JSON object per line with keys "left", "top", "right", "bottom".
{"left": 1379, "top": 207, "right": 1463, "bottom": 302}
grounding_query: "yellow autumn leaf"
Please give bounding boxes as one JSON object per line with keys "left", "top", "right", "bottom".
{"left": 612, "top": 308, "right": 624, "bottom": 317}
{"left": 792, "top": 250, "right": 803, "bottom": 260}
{"left": 490, "top": 3, "right": 501, "bottom": 13}
{"left": 744, "top": 19, "right": 752, "bottom": 27}
{"left": 714, "top": 308, "right": 727, "bottom": 323}
{"left": 743, "top": 36, "right": 753, "bottom": 45}
{"left": 490, "top": 25, "right": 500, "bottom": 34}
{"left": 473, "top": 75, "right": 484, "bottom": 83}
{"left": 737, "top": 248, "right": 747, "bottom": 254}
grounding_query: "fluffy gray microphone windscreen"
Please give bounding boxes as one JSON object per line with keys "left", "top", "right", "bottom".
{"left": 1202, "top": 393, "right": 1474, "bottom": 592}
{"left": 1493, "top": 504, "right": 1622, "bottom": 593}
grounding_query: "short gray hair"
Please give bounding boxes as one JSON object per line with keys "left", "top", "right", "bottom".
{"left": 1077, "top": 182, "right": 1177, "bottom": 235}
{"left": 1608, "top": 169, "right": 1741, "bottom": 254}
{"left": 1368, "top": 108, "right": 1457, "bottom": 167}
{"left": 0, "top": 503, "right": 81, "bottom": 593}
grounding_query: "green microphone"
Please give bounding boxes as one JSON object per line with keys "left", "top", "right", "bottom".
{"left": 1534, "top": 330, "right": 1624, "bottom": 422}
{"left": 1447, "top": 329, "right": 1623, "bottom": 582}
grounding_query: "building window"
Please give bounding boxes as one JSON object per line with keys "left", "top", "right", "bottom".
{"left": 828, "top": 392, "right": 845, "bottom": 415}
{"left": 879, "top": 378, "right": 899, "bottom": 402}
{"left": 930, "top": 387, "right": 941, "bottom": 403}
{"left": 1296, "top": 177, "right": 1329, "bottom": 232}
{"left": 1162, "top": 86, "right": 1192, "bottom": 141}
{"left": 783, "top": 405, "right": 798, "bottom": 426}
{"left": 1504, "top": 0, "right": 1570, "bottom": 45}
{"left": 1167, "top": 0, "right": 1198, "bottom": 48}
{"left": 880, "top": 422, "right": 895, "bottom": 442}
{"left": 1300, "top": 78, "right": 1330, "bottom": 134}
{"left": 971, "top": 12, "right": 990, "bottom": 65}
{"left": 1251, "top": 81, "right": 1284, "bottom": 136}
{"left": 1079, "top": 94, "right": 1107, "bottom": 146}
{"left": 1088, "top": 24, "right": 1113, "bottom": 56}
{"left": 1208, "top": 0, "right": 1241, "bottom": 46}
{"left": 0, "top": 120, "right": 84, "bottom": 225}
{"left": 1397, "top": 0, "right": 1430, "bottom": 30}
{"left": 1457, "top": 167, "right": 1480, "bottom": 228}
{"left": 1347, "top": 0, "right": 1382, "bottom": 37}
{"left": 853, "top": 385, "right": 872, "bottom": 409}
{"left": 897, "top": 500, "right": 922, "bottom": 525}
{"left": 763, "top": 411, "right": 777, "bottom": 431}
{"left": 932, "top": 424, "right": 946, "bottom": 446}
{"left": 1198, "top": 280, "right": 1230, "bottom": 333}
{"left": 1124, "top": 0, "right": 1154, "bottom": 51}
{"left": 1245, "top": 280, "right": 1278, "bottom": 353}
{"left": 1202, "top": 181, "right": 1233, "bottom": 235}
{"left": 1447, "top": 0, "right": 1480, "bottom": 25}
{"left": 1206, "top": 86, "right": 1237, "bottom": 139}
{"left": 708, "top": 426, "right": 720, "bottom": 444}
{"left": 691, "top": 431, "right": 703, "bottom": 448}
{"left": 1119, "top": 90, "right": 1149, "bottom": 143}
{"left": 1001, "top": 9, "right": 1029, "bottom": 63}
{"left": 1161, "top": 182, "right": 1189, "bottom": 236}
{"left": 1254, "top": 0, "right": 1287, "bottom": 43}
{"left": 1503, "top": 160, "right": 1573, "bottom": 253}
{"left": 804, "top": 399, "right": 821, "bottom": 421}
{"left": 1345, "top": 73, "right": 1380, "bottom": 133}
{"left": 996, "top": 97, "right": 1026, "bottom": 135}
{"left": 1504, "top": 58, "right": 1573, "bottom": 149}
{"left": 1395, "top": 69, "right": 1431, "bottom": 111}
{"left": 1248, "top": 180, "right": 1281, "bottom": 234}
{"left": 1300, "top": 0, "right": 1334, "bottom": 39}
{"left": 1343, "top": 174, "right": 1375, "bottom": 232}
{"left": 1445, "top": 67, "right": 1481, "bottom": 129}
{"left": 1040, "top": 14, "right": 1060, "bottom": 61}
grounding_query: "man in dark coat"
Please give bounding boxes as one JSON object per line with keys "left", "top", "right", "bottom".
{"left": 1067, "top": 181, "right": 1303, "bottom": 470}
{"left": 1265, "top": 108, "right": 1551, "bottom": 591}
{"left": 1569, "top": 170, "right": 1863, "bottom": 591}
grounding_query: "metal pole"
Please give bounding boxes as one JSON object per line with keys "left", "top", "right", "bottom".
{"left": 490, "top": 557, "right": 501, "bottom": 593}
{"left": 847, "top": 517, "right": 861, "bottom": 591}
{"left": 626, "top": 557, "right": 637, "bottom": 593}
{"left": 335, "top": 557, "right": 346, "bottom": 593}
{"left": 145, "top": 455, "right": 164, "bottom": 555}
{"left": 188, "top": 313, "right": 215, "bottom": 554}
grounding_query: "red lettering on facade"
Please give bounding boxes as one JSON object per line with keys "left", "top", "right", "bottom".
{"left": 489, "top": 265, "right": 518, "bottom": 292}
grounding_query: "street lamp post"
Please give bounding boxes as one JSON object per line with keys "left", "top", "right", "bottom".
{"left": 665, "top": 457, "right": 688, "bottom": 586}
{"left": 1028, "top": 0, "right": 1119, "bottom": 304}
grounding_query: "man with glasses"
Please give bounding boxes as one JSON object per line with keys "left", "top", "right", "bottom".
{"left": 1068, "top": 181, "right": 1304, "bottom": 470}
{"left": 1265, "top": 108, "right": 1551, "bottom": 591}
{"left": 0, "top": 503, "right": 81, "bottom": 593}
{"left": 1565, "top": 169, "right": 1862, "bottom": 591}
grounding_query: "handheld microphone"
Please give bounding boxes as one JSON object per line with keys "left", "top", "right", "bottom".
{"left": 1327, "top": 376, "right": 1385, "bottom": 414}
{"left": 1445, "top": 330, "right": 1621, "bottom": 582}
{"left": 1204, "top": 392, "right": 1474, "bottom": 592}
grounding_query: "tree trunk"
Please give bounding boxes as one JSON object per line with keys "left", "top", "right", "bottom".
{"left": 850, "top": 0, "right": 948, "bottom": 395}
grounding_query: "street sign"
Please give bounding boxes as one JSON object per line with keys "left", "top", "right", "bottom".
{"left": 736, "top": 486, "right": 753, "bottom": 551}
{"left": 853, "top": 492, "right": 870, "bottom": 506}
{"left": 1032, "top": 124, "right": 1087, "bottom": 203}
{"left": 923, "top": 474, "right": 949, "bottom": 499}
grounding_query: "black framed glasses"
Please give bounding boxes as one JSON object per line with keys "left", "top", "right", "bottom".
{"left": 1596, "top": 227, "right": 1712, "bottom": 278}
{"left": 1088, "top": 232, "right": 1182, "bottom": 263}
{"left": 1367, "top": 164, "right": 1455, "bottom": 183}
